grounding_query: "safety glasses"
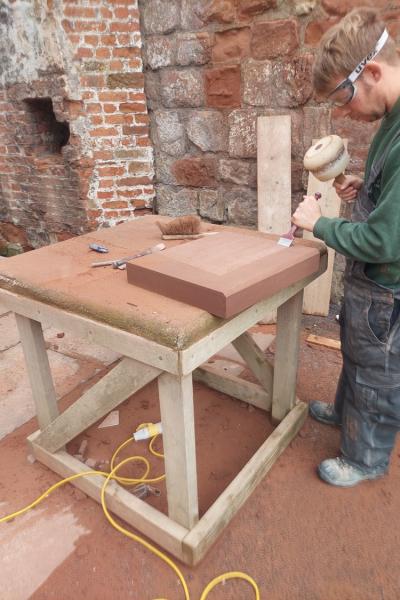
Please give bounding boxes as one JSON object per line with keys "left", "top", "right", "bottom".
{"left": 328, "top": 28, "right": 389, "bottom": 107}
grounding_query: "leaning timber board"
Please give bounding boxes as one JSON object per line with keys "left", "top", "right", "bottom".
{"left": 126, "top": 231, "right": 321, "bottom": 318}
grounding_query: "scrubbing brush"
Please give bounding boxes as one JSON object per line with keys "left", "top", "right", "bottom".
{"left": 156, "top": 215, "right": 218, "bottom": 240}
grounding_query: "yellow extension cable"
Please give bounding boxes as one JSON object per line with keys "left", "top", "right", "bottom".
{"left": 0, "top": 424, "right": 260, "bottom": 600}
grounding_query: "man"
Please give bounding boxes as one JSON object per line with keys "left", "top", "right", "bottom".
{"left": 292, "top": 7, "right": 400, "bottom": 487}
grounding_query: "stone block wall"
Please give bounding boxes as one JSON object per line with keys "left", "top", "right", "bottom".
{"left": 0, "top": 0, "right": 154, "bottom": 251}
{"left": 139, "top": 0, "right": 400, "bottom": 302}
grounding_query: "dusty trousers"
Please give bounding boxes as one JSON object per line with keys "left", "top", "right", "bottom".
{"left": 333, "top": 131, "right": 400, "bottom": 472}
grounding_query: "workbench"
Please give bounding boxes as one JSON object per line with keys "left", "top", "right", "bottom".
{"left": 0, "top": 216, "right": 327, "bottom": 565}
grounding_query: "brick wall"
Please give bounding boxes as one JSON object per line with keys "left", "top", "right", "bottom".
{"left": 139, "top": 0, "right": 400, "bottom": 301}
{"left": 0, "top": 0, "right": 154, "bottom": 252}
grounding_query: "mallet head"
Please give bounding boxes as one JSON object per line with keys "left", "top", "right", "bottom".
{"left": 304, "top": 134, "right": 349, "bottom": 184}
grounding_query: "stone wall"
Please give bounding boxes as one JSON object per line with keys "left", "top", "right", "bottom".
{"left": 139, "top": 0, "right": 400, "bottom": 302}
{"left": 0, "top": 0, "right": 154, "bottom": 251}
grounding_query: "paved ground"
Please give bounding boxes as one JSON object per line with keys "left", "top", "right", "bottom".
{"left": 1, "top": 299, "right": 400, "bottom": 600}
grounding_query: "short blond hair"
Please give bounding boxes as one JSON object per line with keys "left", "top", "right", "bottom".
{"left": 313, "top": 7, "right": 399, "bottom": 94}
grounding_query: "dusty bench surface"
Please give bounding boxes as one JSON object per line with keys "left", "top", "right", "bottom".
{"left": 0, "top": 216, "right": 326, "bottom": 350}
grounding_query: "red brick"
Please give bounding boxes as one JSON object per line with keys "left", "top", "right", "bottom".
{"left": 109, "top": 60, "right": 124, "bottom": 71}
{"left": 119, "top": 176, "right": 153, "bottom": 185}
{"left": 84, "top": 35, "right": 99, "bottom": 46}
{"left": 134, "top": 114, "right": 150, "bottom": 125}
{"left": 98, "top": 179, "right": 114, "bottom": 188}
{"left": 110, "top": 22, "right": 138, "bottom": 33}
{"left": 90, "top": 127, "right": 119, "bottom": 137}
{"left": 107, "top": 73, "right": 145, "bottom": 89}
{"left": 64, "top": 6, "right": 96, "bottom": 17}
{"left": 76, "top": 48, "right": 94, "bottom": 58}
{"left": 105, "top": 114, "right": 133, "bottom": 125}
{"left": 113, "top": 47, "right": 141, "bottom": 58}
{"left": 251, "top": 19, "right": 299, "bottom": 59}
{"left": 93, "top": 151, "right": 114, "bottom": 160}
{"left": 305, "top": 17, "right": 341, "bottom": 46}
{"left": 80, "top": 74, "right": 106, "bottom": 87}
{"left": 96, "top": 48, "right": 111, "bottom": 59}
{"left": 98, "top": 166, "right": 125, "bottom": 176}
{"left": 75, "top": 21, "right": 107, "bottom": 33}
{"left": 97, "top": 191, "right": 114, "bottom": 199}
{"left": 102, "top": 201, "right": 128, "bottom": 209}
{"left": 136, "top": 138, "right": 152, "bottom": 147}
{"left": 90, "top": 115, "right": 103, "bottom": 125}
{"left": 321, "top": 0, "right": 388, "bottom": 15}
{"left": 212, "top": 27, "right": 251, "bottom": 62}
{"left": 120, "top": 102, "right": 147, "bottom": 113}
{"left": 100, "top": 7, "right": 113, "bottom": 18}
{"left": 205, "top": 66, "right": 241, "bottom": 108}
{"left": 98, "top": 91, "right": 128, "bottom": 102}
{"left": 114, "top": 7, "right": 129, "bottom": 18}
{"left": 99, "top": 34, "right": 117, "bottom": 45}
{"left": 103, "top": 103, "right": 118, "bottom": 113}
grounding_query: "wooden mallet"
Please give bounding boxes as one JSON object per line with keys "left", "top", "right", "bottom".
{"left": 303, "top": 134, "right": 349, "bottom": 186}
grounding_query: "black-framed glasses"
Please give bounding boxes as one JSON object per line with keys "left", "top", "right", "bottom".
{"left": 328, "top": 28, "right": 389, "bottom": 107}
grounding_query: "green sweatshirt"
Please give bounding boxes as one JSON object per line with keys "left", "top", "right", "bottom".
{"left": 313, "top": 95, "right": 400, "bottom": 289}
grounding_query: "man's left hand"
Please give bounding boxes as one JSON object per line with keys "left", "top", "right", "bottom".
{"left": 292, "top": 195, "right": 322, "bottom": 232}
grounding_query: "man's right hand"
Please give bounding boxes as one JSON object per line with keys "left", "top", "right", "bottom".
{"left": 334, "top": 175, "right": 363, "bottom": 201}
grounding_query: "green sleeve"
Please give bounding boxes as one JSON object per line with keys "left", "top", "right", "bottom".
{"left": 312, "top": 150, "right": 400, "bottom": 264}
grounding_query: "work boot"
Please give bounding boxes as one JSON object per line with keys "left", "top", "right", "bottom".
{"left": 318, "top": 457, "right": 385, "bottom": 488}
{"left": 309, "top": 401, "right": 341, "bottom": 426}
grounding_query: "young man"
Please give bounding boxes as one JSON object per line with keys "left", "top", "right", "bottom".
{"left": 292, "top": 7, "right": 400, "bottom": 487}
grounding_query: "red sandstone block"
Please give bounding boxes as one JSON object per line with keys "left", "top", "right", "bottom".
{"left": 90, "top": 127, "right": 119, "bottom": 137}
{"left": 251, "top": 19, "right": 299, "bottom": 60}
{"left": 212, "top": 27, "right": 251, "bottom": 62}
{"left": 172, "top": 156, "right": 217, "bottom": 187}
{"left": 305, "top": 17, "right": 340, "bottom": 46}
{"left": 205, "top": 66, "right": 241, "bottom": 108}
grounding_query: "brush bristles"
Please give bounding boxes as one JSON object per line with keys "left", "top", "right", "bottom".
{"left": 156, "top": 215, "right": 202, "bottom": 236}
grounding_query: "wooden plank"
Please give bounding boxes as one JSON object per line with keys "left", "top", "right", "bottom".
{"left": 302, "top": 139, "right": 345, "bottom": 316}
{"left": 158, "top": 373, "right": 199, "bottom": 529}
{"left": 36, "top": 358, "right": 161, "bottom": 453}
{"left": 15, "top": 315, "right": 59, "bottom": 429}
{"left": 182, "top": 402, "right": 308, "bottom": 566}
{"left": 307, "top": 334, "right": 341, "bottom": 350}
{"left": 257, "top": 115, "right": 292, "bottom": 324}
{"left": 193, "top": 365, "right": 271, "bottom": 411}
{"left": 28, "top": 432, "right": 188, "bottom": 561}
{"left": 0, "top": 290, "right": 179, "bottom": 374}
{"left": 179, "top": 258, "right": 327, "bottom": 376}
{"left": 257, "top": 115, "right": 292, "bottom": 235}
{"left": 272, "top": 290, "right": 304, "bottom": 422}
{"left": 232, "top": 331, "right": 273, "bottom": 395}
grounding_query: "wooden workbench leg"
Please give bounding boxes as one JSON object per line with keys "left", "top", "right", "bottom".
{"left": 15, "top": 315, "right": 59, "bottom": 429}
{"left": 272, "top": 290, "right": 304, "bottom": 422}
{"left": 158, "top": 372, "right": 199, "bottom": 529}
